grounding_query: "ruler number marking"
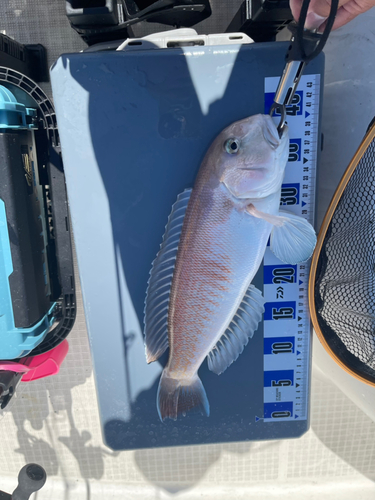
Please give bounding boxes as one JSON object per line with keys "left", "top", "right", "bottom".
{"left": 272, "top": 267, "right": 296, "bottom": 284}
{"left": 272, "top": 411, "right": 292, "bottom": 418}
{"left": 271, "top": 379, "right": 292, "bottom": 387}
{"left": 272, "top": 341, "right": 294, "bottom": 354}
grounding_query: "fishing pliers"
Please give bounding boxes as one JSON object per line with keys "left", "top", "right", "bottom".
{"left": 270, "top": 0, "right": 339, "bottom": 137}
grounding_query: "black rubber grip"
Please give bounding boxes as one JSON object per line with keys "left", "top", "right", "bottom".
{"left": 12, "top": 464, "right": 47, "bottom": 500}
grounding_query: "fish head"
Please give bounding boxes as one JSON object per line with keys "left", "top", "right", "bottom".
{"left": 215, "top": 114, "right": 289, "bottom": 200}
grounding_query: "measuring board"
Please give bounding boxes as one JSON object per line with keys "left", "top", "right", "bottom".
{"left": 51, "top": 42, "right": 323, "bottom": 449}
{"left": 262, "top": 74, "right": 320, "bottom": 424}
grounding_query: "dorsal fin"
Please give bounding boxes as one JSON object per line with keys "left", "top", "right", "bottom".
{"left": 144, "top": 189, "right": 192, "bottom": 363}
{"left": 207, "top": 284, "right": 265, "bottom": 375}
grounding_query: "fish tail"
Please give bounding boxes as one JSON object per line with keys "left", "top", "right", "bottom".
{"left": 157, "top": 370, "right": 210, "bottom": 422}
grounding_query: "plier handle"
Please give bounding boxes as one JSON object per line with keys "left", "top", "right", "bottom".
{"left": 271, "top": 0, "right": 339, "bottom": 137}
{"left": 271, "top": 22, "right": 323, "bottom": 137}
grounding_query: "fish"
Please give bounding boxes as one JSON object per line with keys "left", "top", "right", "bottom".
{"left": 144, "top": 114, "right": 316, "bottom": 421}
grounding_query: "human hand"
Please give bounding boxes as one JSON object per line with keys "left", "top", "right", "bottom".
{"left": 290, "top": 0, "right": 375, "bottom": 31}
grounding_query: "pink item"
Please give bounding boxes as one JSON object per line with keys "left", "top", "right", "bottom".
{"left": 0, "top": 362, "right": 30, "bottom": 373}
{"left": 21, "top": 340, "right": 69, "bottom": 382}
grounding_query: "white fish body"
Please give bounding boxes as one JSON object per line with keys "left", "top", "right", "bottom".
{"left": 144, "top": 114, "right": 316, "bottom": 421}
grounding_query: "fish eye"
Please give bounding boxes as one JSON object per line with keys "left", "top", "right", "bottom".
{"left": 224, "top": 138, "right": 240, "bottom": 155}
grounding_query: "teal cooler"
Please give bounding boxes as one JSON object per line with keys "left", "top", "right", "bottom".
{"left": 0, "top": 85, "right": 55, "bottom": 359}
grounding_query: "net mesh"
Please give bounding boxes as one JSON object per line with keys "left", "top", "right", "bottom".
{"left": 315, "top": 131, "right": 375, "bottom": 377}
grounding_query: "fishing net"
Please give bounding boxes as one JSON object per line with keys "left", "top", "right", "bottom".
{"left": 312, "top": 120, "right": 375, "bottom": 384}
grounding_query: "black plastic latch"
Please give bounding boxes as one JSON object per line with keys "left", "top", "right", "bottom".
{"left": 0, "top": 35, "right": 48, "bottom": 82}
{"left": 227, "top": 0, "right": 293, "bottom": 43}
{"left": 66, "top": 0, "right": 119, "bottom": 27}
{"left": 0, "top": 371, "right": 23, "bottom": 410}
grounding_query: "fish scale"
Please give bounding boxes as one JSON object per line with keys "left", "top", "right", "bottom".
{"left": 170, "top": 189, "right": 270, "bottom": 372}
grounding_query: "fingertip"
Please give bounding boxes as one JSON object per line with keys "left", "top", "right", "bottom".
{"left": 289, "top": 0, "right": 302, "bottom": 22}
{"left": 305, "top": 11, "right": 329, "bottom": 30}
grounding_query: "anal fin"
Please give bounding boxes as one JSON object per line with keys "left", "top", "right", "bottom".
{"left": 207, "top": 284, "right": 265, "bottom": 375}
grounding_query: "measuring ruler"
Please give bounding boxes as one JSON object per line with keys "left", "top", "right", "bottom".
{"left": 261, "top": 74, "right": 320, "bottom": 423}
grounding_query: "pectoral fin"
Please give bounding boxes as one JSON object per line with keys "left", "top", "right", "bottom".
{"left": 247, "top": 205, "right": 316, "bottom": 265}
{"left": 270, "top": 210, "right": 316, "bottom": 264}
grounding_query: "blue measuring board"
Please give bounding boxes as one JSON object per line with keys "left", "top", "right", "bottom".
{"left": 261, "top": 74, "right": 320, "bottom": 423}
{"left": 51, "top": 42, "right": 323, "bottom": 449}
